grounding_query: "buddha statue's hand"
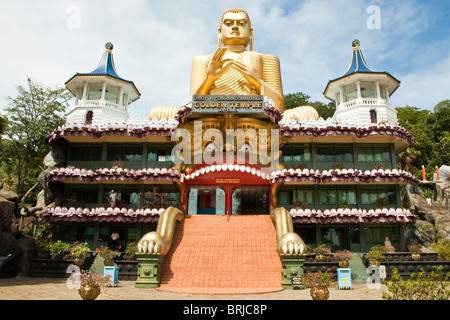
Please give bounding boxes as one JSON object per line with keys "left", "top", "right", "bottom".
{"left": 205, "top": 48, "right": 233, "bottom": 82}
{"left": 225, "top": 59, "right": 262, "bottom": 91}
{"left": 277, "top": 232, "right": 306, "bottom": 255}
{"left": 137, "top": 232, "right": 167, "bottom": 254}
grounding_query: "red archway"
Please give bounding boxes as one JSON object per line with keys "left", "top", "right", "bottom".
{"left": 182, "top": 165, "right": 272, "bottom": 215}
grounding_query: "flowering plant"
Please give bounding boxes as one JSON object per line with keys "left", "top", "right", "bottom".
{"left": 366, "top": 245, "right": 387, "bottom": 260}
{"left": 111, "top": 161, "right": 125, "bottom": 168}
{"left": 79, "top": 271, "right": 111, "bottom": 287}
{"left": 125, "top": 241, "right": 137, "bottom": 255}
{"left": 303, "top": 269, "right": 336, "bottom": 288}
{"left": 69, "top": 241, "right": 90, "bottom": 259}
{"left": 49, "top": 240, "right": 71, "bottom": 259}
{"left": 376, "top": 196, "right": 389, "bottom": 207}
{"left": 292, "top": 199, "right": 307, "bottom": 209}
{"left": 95, "top": 245, "right": 116, "bottom": 259}
{"left": 333, "top": 249, "right": 353, "bottom": 261}
{"left": 313, "top": 244, "right": 332, "bottom": 255}
{"left": 408, "top": 245, "right": 422, "bottom": 254}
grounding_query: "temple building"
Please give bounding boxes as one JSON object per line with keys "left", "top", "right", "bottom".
{"left": 41, "top": 9, "right": 417, "bottom": 293}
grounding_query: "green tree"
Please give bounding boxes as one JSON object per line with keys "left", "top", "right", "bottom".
{"left": 396, "top": 101, "right": 450, "bottom": 179}
{"left": 284, "top": 92, "right": 311, "bottom": 110}
{"left": 1, "top": 78, "right": 71, "bottom": 199}
{"left": 283, "top": 92, "right": 336, "bottom": 118}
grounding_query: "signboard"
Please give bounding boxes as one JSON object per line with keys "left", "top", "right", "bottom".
{"left": 379, "top": 265, "right": 386, "bottom": 279}
{"left": 192, "top": 95, "right": 264, "bottom": 113}
{"left": 216, "top": 179, "right": 240, "bottom": 184}
{"left": 188, "top": 188, "right": 198, "bottom": 215}
{"left": 291, "top": 276, "right": 303, "bottom": 289}
{"left": 216, "top": 188, "right": 226, "bottom": 215}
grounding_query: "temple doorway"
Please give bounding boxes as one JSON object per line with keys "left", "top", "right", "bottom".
{"left": 232, "top": 186, "right": 270, "bottom": 215}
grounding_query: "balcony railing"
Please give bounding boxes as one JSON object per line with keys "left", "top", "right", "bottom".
{"left": 339, "top": 98, "right": 391, "bottom": 109}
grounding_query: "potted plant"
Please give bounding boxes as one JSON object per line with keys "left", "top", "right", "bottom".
{"left": 366, "top": 245, "right": 387, "bottom": 266}
{"left": 333, "top": 249, "right": 353, "bottom": 268}
{"left": 78, "top": 271, "right": 112, "bottom": 300}
{"left": 69, "top": 241, "right": 90, "bottom": 266}
{"left": 303, "top": 269, "right": 336, "bottom": 300}
{"left": 124, "top": 241, "right": 137, "bottom": 260}
{"left": 292, "top": 199, "right": 307, "bottom": 210}
{"left": 96, "top": 246, "right": 116, "bottom": 266}
{"left": 49, "top": 240, "right": 71, "bottom": 259}
{"left": 376, "top": 196, "right": 389, "bottom": 208}
{"left": 408, "top": 244, "right": 422, "bottom": 261}
{"left": 313, "top": 244, "right": 331, "bottom": 262}
{"left": 111, "top": 160, "right": 125, "bottom": 170}
{"left": 35, "top": 239, "right": 51, "bottom": 259}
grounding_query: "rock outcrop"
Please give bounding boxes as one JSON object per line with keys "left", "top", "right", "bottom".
{"left": 405, "top": 180, "right": 450, "bottom": 251}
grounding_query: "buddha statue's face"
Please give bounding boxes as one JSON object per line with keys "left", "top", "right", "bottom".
{"left": 219, "top": 11, "right": 252, "bottom": 47}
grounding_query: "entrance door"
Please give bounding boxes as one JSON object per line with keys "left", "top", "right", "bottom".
{"left": 187, "top": 186, "right": 226, "bottom": 215}
{"left": 232, "top": 186, "right": 270, "bottom": 215}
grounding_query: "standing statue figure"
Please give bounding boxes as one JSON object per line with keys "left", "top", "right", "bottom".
{"left": 189, "top": 8, "right": 285, "bottom": 111}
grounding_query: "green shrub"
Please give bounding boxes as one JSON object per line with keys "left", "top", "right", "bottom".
{"left": 382, "top": 266, "right": 450, "bottom": 300}
{"left": 49, "top": 240, "right": 71, "bottom": 259}
{"left": 431, "top": 239, "right": 450, "bottom": 261}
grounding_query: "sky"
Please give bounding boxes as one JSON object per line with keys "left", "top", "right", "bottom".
{"left": 0, "top": 0, "right": 449, "bottom": 121}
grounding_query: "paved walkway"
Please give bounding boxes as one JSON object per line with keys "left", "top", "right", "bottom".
{"left": 0, "top": 277, "right": 387, "bottom": 300}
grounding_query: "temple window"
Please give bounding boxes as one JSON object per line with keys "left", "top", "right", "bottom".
{"left": 85, "top": 110, "right": 94, "bottom": 125}
{"left": 104, "top": 186, "right": 140, "bottom": 207}
{"left": 344, "top": 83, "right": 358, "bottom": 101}
{"left": 357, "top": 143, "right": 391, "bottom": 163}
{"left": 360, "top": 81, "right": 376, "bottom": 98}
{"left": 278, "top": 186, "right": 314, "bottom": 208}
{"left": 370, "top": 109, "right": 377, "bottom": 123}
{"left": 281, "top": 143, "right": 311, "bottom": 163}
{"left": 318, "top": 186, "right": 356, "bottom": 207}
{"left": 68, "top": 143, "right": 102, "bottom": 161}
{"left": 147, "top": 143, "right": 173, "bottom": 162}
{"left": 65, "top": 185, "right": 99, "bottom": 207}
{"left": 107, "top": 143, "right": 143, "bottom": 162}
{"left": 87, "top": 83, "right": 102, "bottom": 100}
{"left": 105, "top": 84, "right": 119, "bottom": 104}
{"left": 316, "top": 144, "right": 353, "bottom": 162}
{"left": 360, "top": 185, "right": 396, "bottom": 207}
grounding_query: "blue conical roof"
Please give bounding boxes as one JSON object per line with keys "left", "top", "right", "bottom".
{"left": 341, "top": 40, "right": 375, "bottom": 76}
{"left": 329, "top": 40, "right": 400, "bottom": 83}
{"left": 323, "top": 40, "right": 400, "bottom": 99}
{"left": 65, "top": 43, "right": 140, "bottom": 99}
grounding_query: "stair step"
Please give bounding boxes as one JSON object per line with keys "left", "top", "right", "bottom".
{"left": 157, "top": 215, "right": 283, "bottom": 295}
{"left": 349, "top": 253, "right": 369, "bottom": 283}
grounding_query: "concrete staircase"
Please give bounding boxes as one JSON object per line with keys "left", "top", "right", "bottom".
{"left": 157, "top": 215, "right": 283, "bottom": 295}
{"left": 349, "top": 253, "right": 369, "bottom": 283}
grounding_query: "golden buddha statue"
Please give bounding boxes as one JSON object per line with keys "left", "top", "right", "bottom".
{"left": 138, "top": 9, "right": 305, "bottom": 257}
{"left": 189, "top": 8, "right": 285, "bottom": 111}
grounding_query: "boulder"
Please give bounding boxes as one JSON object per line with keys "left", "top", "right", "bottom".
{"left": 0, "top": 189, "right": 35, "bottom": 276}
{"left": 406, "top": 182, "right": 450, "bottom": 248}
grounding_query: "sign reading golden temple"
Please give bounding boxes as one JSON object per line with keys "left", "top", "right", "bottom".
{"left": 192, "top": 95, "right": 264, "bottom": 113}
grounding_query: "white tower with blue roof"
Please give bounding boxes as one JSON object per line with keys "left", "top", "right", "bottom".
{"left": 323, "top": 40, "right": 400, "bottom": 125}
{"left": 64, "top": 42, "right": 140, "bottom": 125}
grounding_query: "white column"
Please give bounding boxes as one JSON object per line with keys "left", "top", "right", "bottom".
{"left": 118, "top": 87, "right": 124, "bottom": 106}
{"left": 82, "top": 83, "right": 88, "bottom": 100}
{"left": 339, "top": 86, "right": 345, "bottom": 105}
{"left": 356, "top": 81, "right": 362, "bottom": 99}
{"left": 375, "top": 81, "right": 381, "bottom": 99}
{"left": 385, "top": 87, "right": 390, "bottom": 104}
{"left": 101, "top": 82, "right": 107, "bottom": 101}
